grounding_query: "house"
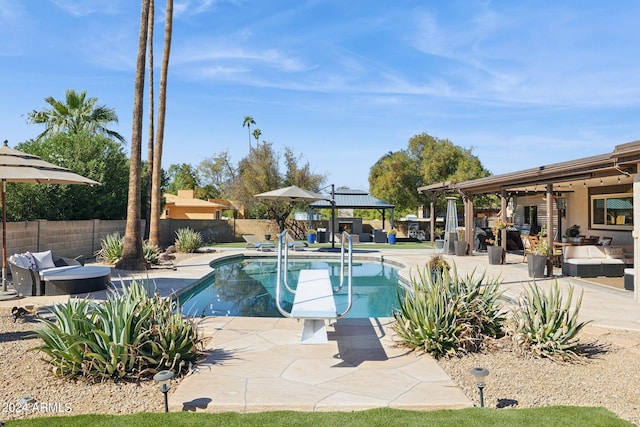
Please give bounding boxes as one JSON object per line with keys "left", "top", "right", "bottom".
{"left": 418, "top": 139, "right": 640, "bottom": 300}
{"left": 161, "top": 190, "right": 229, "bottom": 220}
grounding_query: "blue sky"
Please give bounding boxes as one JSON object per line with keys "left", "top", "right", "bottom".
{"left": 1, "top": 0, "right": 639, "bottom": 192}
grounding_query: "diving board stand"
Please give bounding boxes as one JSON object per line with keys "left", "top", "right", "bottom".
{"left": 291, "top": 269, "right": 337, "bottom": 344}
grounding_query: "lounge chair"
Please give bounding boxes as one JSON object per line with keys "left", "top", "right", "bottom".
{"left": 9, "top": 250, "right": 110, "bottom": 296}
{"left": 285, "top": 234, "right": 308, "bottom": 251}
{"left": 242, "top": 234, "right": 275, "bottom": 251}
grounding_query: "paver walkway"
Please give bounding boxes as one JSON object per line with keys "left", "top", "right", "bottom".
{"left": 3, "top": 247, "right": 639, "bottom": 413}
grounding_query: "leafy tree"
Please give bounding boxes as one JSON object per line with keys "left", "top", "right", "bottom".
{"left": 197, "top": 150, "right": 236, "bottom": 198}
{"left": 27, "top": 89, "right": 126, "bottom": 143}
{"left": 242, "top": 116, "right": 256, "bottom": 152}
{"left": 7, "top": 133, "right": 129, "bottom": 220}
{"left": 369, "top": 150, "right": 420, "bottom": 217}
{"left": 166, "top": 163, "right": 199, "bottom": 194}
{"left": 369, "top": 132, "right": 490, "bottom": 216}
{"left": 228, "top": 143, "right": 325, "bottom": 231}
{"left": 117, "top": 0, "right": 151, "bottom": 271}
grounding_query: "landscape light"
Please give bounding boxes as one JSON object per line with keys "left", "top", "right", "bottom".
{"left": 153, "top": 370, "right": 174, "bottom": 412}
{"left": 469, "top": 367, "right": 489, "bottom": 408}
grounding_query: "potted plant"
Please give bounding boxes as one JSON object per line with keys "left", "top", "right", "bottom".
{"left": 434, "top": 227, "right": 445, "bottom": 250}
{"left": 264, "top": 226, "right": 272, "bottom": 241}
{"left": 527, "top": 238, "right": 549, "bottom": 278}
{"left": 428, "top": 254, "right": 450, "bottom": 282}
{"left": 565, "top": 224, "right": 580, "bottom": 242}
{"left": 307, "top": 229, "right": 317, "bottom": 244}
{"left": 454, "top": 227, "right": 467, "bottom": 256}
{"left": 387, "top": 228, "right": 397, "bottom": 245}
{"left": 487, "top": 220, "right": 512, "bottom": 265}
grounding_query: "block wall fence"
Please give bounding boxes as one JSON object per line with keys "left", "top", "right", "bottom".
{"left": 4, "top": 218, "right": 390, "bottom": 261}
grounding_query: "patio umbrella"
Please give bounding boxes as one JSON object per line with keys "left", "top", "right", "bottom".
{"left": 0, "top": 140, "right": 100, "bottom": 292}
{"left": 254, "top": 185, "right": 328, "bottom": 202}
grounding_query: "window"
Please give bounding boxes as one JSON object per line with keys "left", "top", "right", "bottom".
{"left": 591, "top": 193, "right": 633, "bottom": 230}
{"left": 524, "top": 206, "right": 537, "bottom": 225}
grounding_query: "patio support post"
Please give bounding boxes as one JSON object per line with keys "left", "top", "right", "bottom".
{"left": 547, "top": 184, "right": 555, "bottom": 277}
{"left": 459, "top": 191, "right": 473, "bottom": 253}
{"left": 500, "top": 190, "right": 507, "bottom": 250}
{"left": 634, "top": 170, "right": 640, "bottom": 301}
{"left": 430, "top": 195, "right": 436, "bottom": 244}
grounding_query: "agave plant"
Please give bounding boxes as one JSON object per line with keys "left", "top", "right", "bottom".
{"left": 393, "top": 264, "right": 505, "bottom": 358}
{"left": 96, "top": 233, "right": 160, "bottom": 265}
{"left": 175, "top": 227, "right": 203, "bottom": 253}
{"left": 511, "top": 281, "right": 590, "bottom": 361}
{"left": 33, "top": 279, "right": 202, "bottom": 379}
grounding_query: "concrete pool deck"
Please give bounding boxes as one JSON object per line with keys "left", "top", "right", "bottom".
{"left": 3, "top": 246, "right": 640, "bottom": 413}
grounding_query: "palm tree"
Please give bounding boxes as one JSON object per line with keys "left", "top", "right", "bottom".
{"left": 144, "top": 0, "right": 155, "bottom": 241}
{"left": 242, "top": 116, "right": 256, "bottom": 153}
{"left": 116, "top": 0, "right": 151, "bottom": 271}
{"left": 149, "top": 0, "right": 173, "bottom": 248}
{"left": 252, "top": 128, "right": 262, "bottom": 148}
{"left": 28, "top": 89, "right": 126, "bottom": 143}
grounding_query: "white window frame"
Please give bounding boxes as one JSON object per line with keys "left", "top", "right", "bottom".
{"left": 590, "top": 192, "right": 633, "bottom": 231}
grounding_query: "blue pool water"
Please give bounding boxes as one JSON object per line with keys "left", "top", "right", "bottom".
{"left": 179, "top": 257, "right": 404, "bottom": 318}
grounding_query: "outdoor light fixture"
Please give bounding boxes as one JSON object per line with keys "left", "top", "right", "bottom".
{"left": 154, "top": 370, "right": 174, "bottom": 412}
{"left": 469, "top": 367, "right": 489, "bottom": 407}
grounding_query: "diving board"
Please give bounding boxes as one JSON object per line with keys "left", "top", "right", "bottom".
{"left": 291, "top": 269, "right": 337, "bottom": 344}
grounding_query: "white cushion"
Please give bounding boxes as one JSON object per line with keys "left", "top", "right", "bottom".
{"left": 31, "top": 250, "right": 57, "bottom": 270}
{"left": 565, "top": 258, "right": 603, "bottom": 265}
{"left": 11, "top": 254, "right": 27, "bottom": 269}
{"left": 586, "top": 246, "right": 607, "bottom": 259}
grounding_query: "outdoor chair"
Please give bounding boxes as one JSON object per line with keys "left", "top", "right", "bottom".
{"left": 284, "top": 234, "right": 308, "bottom": 251}
{"left": 242, "top": 234, "right": 275, "bottom": 251}
{"left": 522, "top": 235, "right": 540, "bottom": 262}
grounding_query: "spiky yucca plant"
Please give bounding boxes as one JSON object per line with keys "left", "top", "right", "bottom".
{"left": 175, "top": 227, "right": 203, "bottom": 253}
{"left": 95, "top": 234, "right": 160, "bottom": 265}
{"left": 511, "top": 281, "right": 590, "bottom": 361}
{"left": 393, "top": 264, "right": 505, "bottom": 358}
{"left": 33, "top": 279, "right": 202, "bottom": 379}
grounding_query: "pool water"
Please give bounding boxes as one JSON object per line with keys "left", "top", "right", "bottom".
{"left": 179, "top": 257, "right": 403, "bottom": 318}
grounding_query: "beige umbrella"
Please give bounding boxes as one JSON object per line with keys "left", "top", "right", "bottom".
{"left": 0, "top": 140, "right": 100, "bottom": 292}
{"left": 254, "top": 185, "right": 328, "bottom": 202}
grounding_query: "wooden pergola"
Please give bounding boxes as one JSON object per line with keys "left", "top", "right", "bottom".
{"left": 418, "top": 140, "right": 640, "bottom": 301}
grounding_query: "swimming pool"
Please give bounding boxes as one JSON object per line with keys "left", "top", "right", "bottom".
{"left": 178, "top": 256, "right": 405, "bottom": 318}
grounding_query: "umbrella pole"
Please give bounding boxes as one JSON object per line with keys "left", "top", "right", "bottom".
{"left": 2, "top": 180, "right": 7, "bottom": 292}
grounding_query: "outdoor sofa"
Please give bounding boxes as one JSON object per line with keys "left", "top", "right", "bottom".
{"left": 9, "top": 250, "right": 110, "bottom": 296}
{"left": 561, "top": 245, "right": 628, "bottom": 278}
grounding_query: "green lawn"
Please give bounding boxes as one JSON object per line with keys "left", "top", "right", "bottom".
{"left": 209, "top": 241, "right": 435, "bottom": 251}
{"left": 5, "top": 407, "right": 632, "bottom": 427}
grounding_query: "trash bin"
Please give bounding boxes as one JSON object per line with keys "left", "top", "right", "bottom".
{"left": 317, "top": 229, "right": 327, "bottom": 243}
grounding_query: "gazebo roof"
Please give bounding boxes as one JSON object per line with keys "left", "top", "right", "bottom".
{"left": 309, "top": 189, "right": 394, "bottom": 209}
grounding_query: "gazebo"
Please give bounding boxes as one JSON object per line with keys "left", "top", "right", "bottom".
{"left": 308, "top": 188, "right": 395, "bottom": 241}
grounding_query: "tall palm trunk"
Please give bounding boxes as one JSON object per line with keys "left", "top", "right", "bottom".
{"left": 116, "top": 0, "right": 151, "bottom": 271}
{"left": 144, "top": 0, "right": 155, "bottom": 241}
{"left": 149, "top": 0, "right": 173, "bottom": 248}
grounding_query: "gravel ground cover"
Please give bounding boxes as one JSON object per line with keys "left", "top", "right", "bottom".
{"left": 1, "top": 305, "right": 639, "bottom": 425}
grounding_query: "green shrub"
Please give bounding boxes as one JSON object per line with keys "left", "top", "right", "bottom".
{"left": 175, "top": 227, "right": 203, "bottom": 253}
{"left": 33, "top": 279, "right": 202, "bottom": 380}
{"left": 511, "top": 281, "right": 590, "bottom": 361}
{"left": 95, "top": 234, "right": 161, "bottom": 265}
{"left": 143, "top": 241, "right": 161, "bottom": 265}
{"left": 393, "top": 264, "right": 505, "bottom": 358}
{"left": 95, "top": 233, "right": 123, "bottom": 264}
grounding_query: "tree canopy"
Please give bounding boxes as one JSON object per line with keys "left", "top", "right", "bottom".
{"left": 228, "top": 142, "right": 325, "bottom": 231}
{"left": 7, "top": 132, "right": 130, "bottom": 221}
{"left": 369, "top": 132, "right": 490, "bottom": 216}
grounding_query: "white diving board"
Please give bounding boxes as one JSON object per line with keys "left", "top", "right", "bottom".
{"left": 290, "top": 269, "right": 337, "bottom": 344}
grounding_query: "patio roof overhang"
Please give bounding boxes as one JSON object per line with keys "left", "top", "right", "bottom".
{"left": 418, "top": 140, "right": 640, "bottom": 197}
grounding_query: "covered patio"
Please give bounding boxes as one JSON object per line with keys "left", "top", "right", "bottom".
{"left": 418, "top": 140, "right": 640, "bottom": 301}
